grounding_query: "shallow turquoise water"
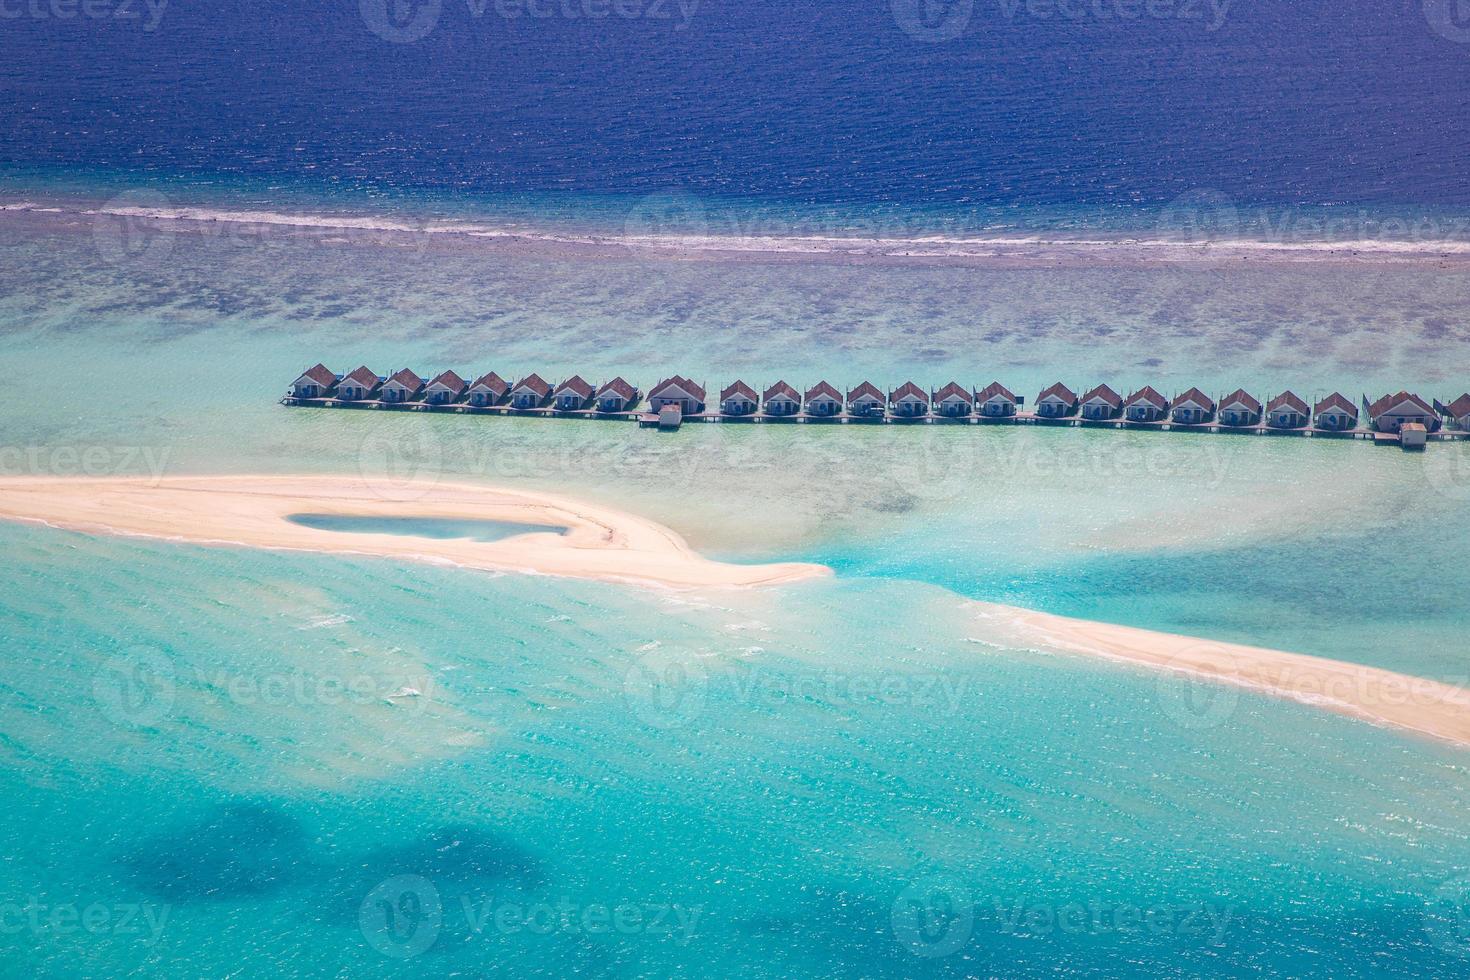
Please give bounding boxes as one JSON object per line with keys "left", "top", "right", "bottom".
{"left": 285, "top": 514, "right": 567, "bottom": 542}
{"left": 4, "top": 214, "right": 1470, "bottom": 975}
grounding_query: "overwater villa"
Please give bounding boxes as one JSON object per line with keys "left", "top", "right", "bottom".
{"left": 1314, "top": 392, "right": 1357, "bottom": 431}
{"left": 467, "top": 371, "right": 509, "bottom": 407}
{"left": 337, "top": 366, "right": 380, "bottom": 402}
{"left": 553, "top": 376, "right": 595, "bottom": 411}
{"left": 1170, "top": 388, "right": 1216, "bottom": 425}
{"left": 649, "top": 377, "right": 706, "bottom": 415}
{"left": 847, "top": 382, "right": 885, "bottom": 418}
{"left": 1080, "top": 384, "right": 1122, "bottom": 420}
{"left": 890, "top": 381, "right": 930, "bottom": 418}
{"left": 975, "top": 381, "right": 1019, "bottom": 418}
{"left": 805, "top": 382, "right": 843, "bottom": 417}
{"left": 423, "top": 370, "right": 466, "bottom": 405}
{"left": 1369, "top": 391, "right": 1439, "bottom": 433}
{"left": 763, "top": 381, "right": 801, "bottom": 417}
{"left": 1124, "top": 386, "right": 1168, "bottom": 422}
{"left": 282, "top": 364, "right": 1465, "bottom": 449}
{"left": 511, "top": 373, "right": 552, "bottom": 409}
{"left": 380, "top": 369, "right": 423, "bottom": 404}
{"left": 1035, "top": 382, "right": 1078, "bottom": 418}
{"left": 1447, "top": 394, "right": 1470, "bottom": 431}
{"left": 596, "top": 378, "right": 639, "bottom": 413}
{"left": 1266, "top": 391, "right": 1310, "bottom": 429}
{"left": 720, "top": 381, "right": 758, "bottom": 416}
{"left": 289, "top": 363, "right": 336, "bottom": 400}
{"left": 1218, "top": 389, "right": 1261, "bottom": 427}
{"left": 933, "top": 381, "right": 973, "bottom": 418}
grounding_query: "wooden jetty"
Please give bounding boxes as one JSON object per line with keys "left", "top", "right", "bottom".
{"left": 282, "top": 365, "right": 1470, "bottom": 451}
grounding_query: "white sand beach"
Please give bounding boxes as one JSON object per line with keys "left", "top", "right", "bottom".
{"left": 0, "top": 475, "right": 828, "bottom": 590}
{"left": 975, "top": 601, "right": 1470, "bottom": 748}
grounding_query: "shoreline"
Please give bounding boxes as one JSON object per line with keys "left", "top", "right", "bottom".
{"left": 973, "top": 601, "right": 1470, "bottom": 749}
{"left": 3, "top": 473, "right": 1469, "bottom": 748}
{"left": 9, "top": 197, "right": 1470, "bottom": 269}
{"left": 0, "top": 475, "right": 828, "bottom": 590}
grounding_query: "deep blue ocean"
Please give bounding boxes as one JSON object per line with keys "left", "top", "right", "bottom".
{"left": 4, "top": 0, "right": 1470, "bottom": 224}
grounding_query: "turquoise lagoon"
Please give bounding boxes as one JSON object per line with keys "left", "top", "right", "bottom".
{"left": 4, "top": 213, "right": 1470, "bottom": 975}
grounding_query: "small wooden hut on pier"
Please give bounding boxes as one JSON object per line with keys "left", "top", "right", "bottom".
{"left": 804, "top": 382, "right": 843, "bottom": 418}
{"left": 1035, "top": 383, "right": 1077, "bottom": 419}
{"left": 975, "top": 382, "right": 1019, "bottom": 418}
{"left": 933, "top": 382, "right": 973, "bottom": 418}
{"left": 1313, "top": 393, "right": 1357, "bottom": 432}
{"left": 380, "top": 369, "right": 424, "bottom": 404}
{"left": 596, "top": 378, "right": 639, "bottom": 413}
{"left": 1124, "top": 386, "right": 1168, "bottom": 423}
{"left": 763, "top": 381, "right": 801, "bottom": 417}
{"left": 890, "top": 382, "right": 930, "bottom": 418}
{"left": 290, "top": 364, "right": 336, "bottom": 400}
{"left": 553, "top": 376, "right": 595, "bottom": 412}
{"left": 847, "top": 382, "right": 885, "bottom": 418}
{"left": 1170, "top": 388, "right": 1216, "bottom": 426}
{"left": 1369, "top": 392, "right": 1439, "bottom": 433}
{"left": 1080, "top": 384, "right": 1122, "bottom": 421}
{"left": 511, "top": 374, "right": 552, "bottom": 410}
{"left": 1218, "top": 390, "right": 1261, "bottom": 427}
{"left": 1266, "top": 392, "right": 1309, "bottom": 429}
{"left": 467, "top": 372, "right": 509, "bottom": 407}
{"left": 424, "top": 370, "right": 466, "bottom": 405}
{"left": 720, "top": 381, "right": 758, "bottom": 417}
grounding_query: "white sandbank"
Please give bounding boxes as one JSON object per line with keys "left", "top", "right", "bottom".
{"left": 2, "top": 474, "right": 1468, "bottom": 747}
{"left": 0, "top": 475, "right": 827, "bottom": 590}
